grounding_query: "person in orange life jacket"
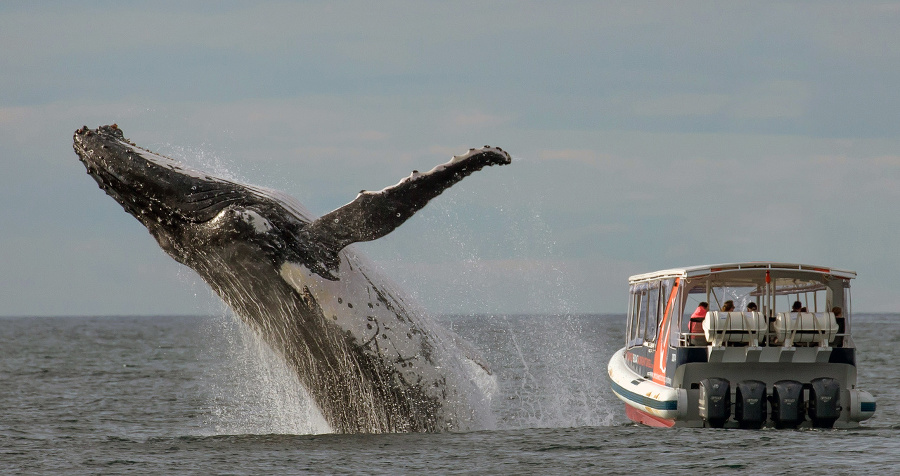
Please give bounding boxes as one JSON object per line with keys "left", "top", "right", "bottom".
{"left": 689, "top": 302, "right": 709, "bottom": 346}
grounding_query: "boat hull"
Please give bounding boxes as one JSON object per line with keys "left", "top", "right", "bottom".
{"left": 608, "top": 346, "right": 875, "bottom": 428}
{"left": 607, "top": 347, "right": 686, "bottom": 424}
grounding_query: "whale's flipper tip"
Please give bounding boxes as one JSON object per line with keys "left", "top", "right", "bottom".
{"left": 450, "top": 146, "right": 511, "bottom": 168}
{"left": 306, "top": 145, "right": 512, "bottom": 257}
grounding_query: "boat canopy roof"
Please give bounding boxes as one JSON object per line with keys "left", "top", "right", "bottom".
{"left": 628, "top": 262, "right": 856, "bottom": 285}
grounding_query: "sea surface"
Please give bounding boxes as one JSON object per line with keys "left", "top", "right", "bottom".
{"left": 2, "top": 313, "right": 898, "bottom": 474}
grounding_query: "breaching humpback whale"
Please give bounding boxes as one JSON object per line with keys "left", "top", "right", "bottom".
{"left": 73, "top": 124, "right": 510, "bottom": 433}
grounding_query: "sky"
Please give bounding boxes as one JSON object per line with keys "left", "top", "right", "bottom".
{"left": 2, "top": 1, "right": 900, "bottom": 316}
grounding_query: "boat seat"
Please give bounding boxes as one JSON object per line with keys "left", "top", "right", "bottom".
{"left": 772, "top": 312, "right": 838, "bottom": 347}
{"left": 703, "top": 311, "right": 767, "bottom": 347}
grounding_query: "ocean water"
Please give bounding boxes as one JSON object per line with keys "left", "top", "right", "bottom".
{"left": 2, "top": 313, "right": 898, "bottom": 474}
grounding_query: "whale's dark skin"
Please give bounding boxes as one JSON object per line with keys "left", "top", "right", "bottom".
{"left": 73, "top": 124, "right": 510, "bottom": 433}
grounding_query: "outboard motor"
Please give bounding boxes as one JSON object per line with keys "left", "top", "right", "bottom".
{"left": 699, "top": 378, "right": 731, "bottom": 428}
{"left": 734, "top": 380, "right": 767, "bottom": 429}
{"left": 771, "top": 380, "right": 805, "bottom": 429}
{"left": 808, "top": 377, "right": 841, "bottom": 428}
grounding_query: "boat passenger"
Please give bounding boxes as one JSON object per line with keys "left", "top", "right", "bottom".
{"left": 689, "top": 302, "right": 709, "bottom": 346}
{"left": 792, "top": 301, "right": 803, "bottom": 312}
{"left": 721, "top": 300, "right": 735, "bottom": 312}
{"left": 746, "top": 302, "right": 758, "bottom": 312}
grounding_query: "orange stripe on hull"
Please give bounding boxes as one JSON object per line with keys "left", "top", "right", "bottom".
{"left": 624, "top": 405, "right": 676, "bottom": 428}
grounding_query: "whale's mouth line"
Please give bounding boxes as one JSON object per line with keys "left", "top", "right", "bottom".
{"left": 74, "top": 125, "right": 251, "bottom": 227}
{"left": 77, "top": 153, "right": 188, "bottom": 227}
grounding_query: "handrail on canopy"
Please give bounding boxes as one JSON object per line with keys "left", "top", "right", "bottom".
{"left": 629, "top": 262, "right": 856, "bottom": 285}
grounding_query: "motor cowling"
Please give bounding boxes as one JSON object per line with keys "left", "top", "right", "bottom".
{"left": 734, "top": 380, "right": 767, "bottom": 429}
{"left": 699, "top": 378, "right": 731, "bottom": 428}
{"left": 771, "top": 380, "right": 805, "bottom": 429}
{"left": 808, "top": 377, "right": 841, "bottom": 428}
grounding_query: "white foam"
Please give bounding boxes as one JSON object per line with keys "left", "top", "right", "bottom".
{"left": 202, "top": 313, "right": 332, "bottom": 435}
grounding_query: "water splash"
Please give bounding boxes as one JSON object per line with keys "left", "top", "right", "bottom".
{"left": 164, "top": 145, "right": 615, "bottom": 433}
{"left": 493, "top": 314, "right": 616, "bottom": 429}
{"left": 384, "top": 168, "right": 618, "bottom": 430}
{"left": 158, "top": 143, "right": 244, "bottom": 183}
{"left": 199, "top": 311, "right": 331, "bottom": 435}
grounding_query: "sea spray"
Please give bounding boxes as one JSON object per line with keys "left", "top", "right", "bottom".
{"left": 200, "top": 311, "right": 331, "bottom": 435}
{"left": 497, "top": 314, "right": 616, "bottom": 429}
{"left": 378, "top": 163, "right": 618, "bottom": 429}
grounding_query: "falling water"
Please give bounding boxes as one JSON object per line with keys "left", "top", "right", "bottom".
{"left": 399, "top": 160, "right": 618, "bottom": 430}
{"left": 198, "top": 310, "right": 331, "bottom": 435}
{"left": 449, "top": 313, "right": 618, "bottom": 430}
{"left": 166, "top": 149, "right": 617, "bottom": 434}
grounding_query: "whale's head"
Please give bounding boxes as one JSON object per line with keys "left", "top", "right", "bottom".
{"left": 73, "top": 125, "right": 315, "bottom": 272}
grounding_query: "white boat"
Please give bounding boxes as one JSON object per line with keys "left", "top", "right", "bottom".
{"left": 607, "top": 262, "right": 876, "bottom": 428}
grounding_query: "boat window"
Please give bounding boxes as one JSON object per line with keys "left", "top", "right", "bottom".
{"left": 670, "top": 284, "right": 683, "bottom": 348}
{"left": 657, "top": 278, "right": 677, "bottom": 348}
{"left": 625, "top": 285, "right": 637, "bottom": 347}
{"left": 713, "top": 285, "right": 758, "bottom": 312}
{"left": 644, "top": 282, "right": 660, "bottom": 343}
{"left": 626, "top": 284, "right": 646, "bottom": 348}
{"left": 625, "top": 286, "right": 634, "bottom": 347}
{"left": 681, "top": 280, "right": 704, "bottom": 334}
{"left": 637, "top": 288, "right": 649, "bottom": 344}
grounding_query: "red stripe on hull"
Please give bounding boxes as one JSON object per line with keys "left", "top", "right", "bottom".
{"left": 624, "top": 405, "right": 676, "bottom": 428}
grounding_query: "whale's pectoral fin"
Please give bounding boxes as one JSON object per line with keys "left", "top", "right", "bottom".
{"left": 305, "top": 146, "right": 511, "bottom": 252}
